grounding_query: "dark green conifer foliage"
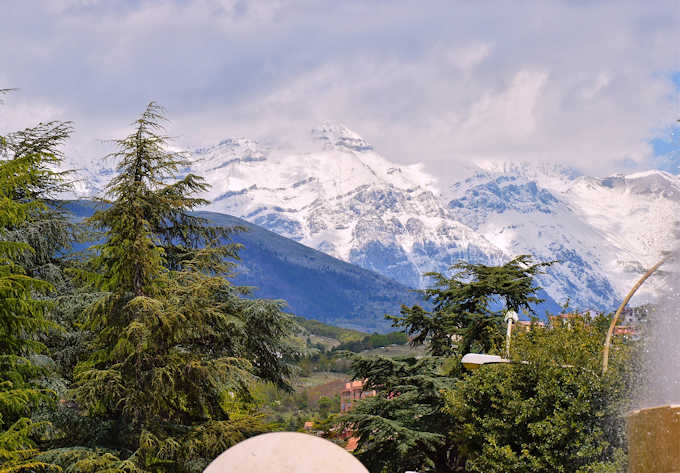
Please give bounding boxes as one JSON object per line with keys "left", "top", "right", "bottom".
{"left": 342, "top": 356, "right": 460, "bottom": 473}
{"left": 390, "top": 255, "right": 552, "bottom": 356}
{"left": 343, "top": 256, "right": 554, "bottom": 473}
{"left": 70, "top": 103, "right": 295, "bottom": 472}
{"left": 0, "top": 88, "right": 71, "bottom": 472}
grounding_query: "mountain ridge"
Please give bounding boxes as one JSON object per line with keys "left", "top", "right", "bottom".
{"left": 63, "top": 200, "right": 425, "bottom": 332}
{"left": 63, "top": 124, "right": 678, "bottom": 313}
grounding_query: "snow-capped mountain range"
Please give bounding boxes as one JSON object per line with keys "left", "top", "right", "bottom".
{"left": 68, "top": 123, "right": 680, "bottom": 314}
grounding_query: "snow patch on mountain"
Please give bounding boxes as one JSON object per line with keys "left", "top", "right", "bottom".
{"left": 191, "top": 125, "right": 501, "bottom": 289}
{"left": 560, "top": 171, "right": 680, "bottom": 297}
{"left": 63, "top": 124, "right": 679, "bottom": 313}
{"left": 458, "top": 162, "right": 678, "bottom": 304}
{"left": 446, "top": 166, "right": 619, "bottom": 310}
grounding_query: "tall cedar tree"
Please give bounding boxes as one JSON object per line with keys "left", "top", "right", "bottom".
{"left": 343, "top": 256, "right": 552, "bottom": 473}
{"left": 0, "top": 87, "right": 71, "bottom": 472}
{"left": 342, "top": 356, "right": 460, "bottom": 473}
{"left": 390, "top": 255, "right": 552, "bottom": 357}
{"left": 67, "top": 103, "right": 296, "bottom": 473}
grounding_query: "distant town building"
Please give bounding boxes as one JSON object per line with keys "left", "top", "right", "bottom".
{"left": 344, "top": 436, "right": 359, "bottom": 452}
{"left": 341, "top": 380, "right": 376, "bottom": 412}
{"left": 613, "top": 325, "right": 637, "bottom": 336}
{"left": 515, "top": 320, "right": 545, "bottom": 332}
{"left": 544, "top": 312, "right": 639, "bottom": 337}
{"left": 548, "top": 313, "right": 584, "bottom": 327}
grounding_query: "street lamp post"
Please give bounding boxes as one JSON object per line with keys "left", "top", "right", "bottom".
{"left": 504, "top": 310, "right": 518, "bottom": 358}
{"left": 461, "top": 353, "right": 511, "bottom": 370}
{"left": 461, "top": 310, "right": 519, "bottom": 370}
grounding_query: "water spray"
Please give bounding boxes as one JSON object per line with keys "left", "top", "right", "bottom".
{"left": 601, "top": 252, "right": 680, "bottom": 473}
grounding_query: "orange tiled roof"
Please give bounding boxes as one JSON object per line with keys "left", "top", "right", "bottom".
{"left": 345, "top": 437, "right": 359, "bottom": 452}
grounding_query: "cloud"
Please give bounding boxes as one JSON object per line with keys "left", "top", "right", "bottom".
{"left": 1, "top": 0, "right": 678, "bottom": 181}
{"left": 457, "top": 70, "right": 550, "bottom": 145}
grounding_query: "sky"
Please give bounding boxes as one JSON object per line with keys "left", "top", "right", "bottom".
{"left": 1, "top": 0, "right": 680, "bottom": 181}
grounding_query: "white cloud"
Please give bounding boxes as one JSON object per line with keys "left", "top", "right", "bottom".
{"left": 581, "top": 72, "right": 611, "bottom": 100}
{"left": 1, "top": 0, "right": 678, "bottom": 181}
{"left": 459, "top": 69, "right": 549, "bottom": 144}
{"left": 0, "top": 96, "right": 67, "bottom": 133}
{"left": 443, "top": 43, "right": 492, "bottom": 71}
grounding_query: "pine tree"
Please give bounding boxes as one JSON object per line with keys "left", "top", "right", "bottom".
{"left": 66, "top": 103, "right": 296, "bottom": 472}
{"left": 0, "top": 89, "right": 71, "bottom": 472}
{"left": 390, "top": 255, "right": 552, "bottom": 357}
{"left": 342, "top": 356, "right": 460, "bottom": 473}
{"left": 343, "top": 256, "right": 554, "bottom": 472}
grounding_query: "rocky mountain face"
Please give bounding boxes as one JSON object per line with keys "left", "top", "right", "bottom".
{"left": 188, "top": 124, "right": 505, "bottom": 292}
{"left": 68, "top": 124, "right": 680, "bottom": 315}
{"left": 446, "top": 163, "right": 680, "bottom": 310}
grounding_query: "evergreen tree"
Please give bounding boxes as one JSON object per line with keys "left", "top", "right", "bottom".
{"left": 342, "top": 356, "right": 460, "bottom": 473}
{"left": 0, "top": 89, "right": 72, "bottom": 472}
{"left": 390, "top": 255, "right": 552, "bottom": 357}
{"left": 317, "top": 396, "right": 331, "bottom": 419}
{"left": 62, "top": 103, "right": 296, "bottom": 472}
{"left": 342, "top": 256, "right": 553, "bottom": 473}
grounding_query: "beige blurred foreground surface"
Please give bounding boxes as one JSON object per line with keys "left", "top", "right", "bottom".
{"left": 628, "top": 405, "right": 680, "bottom": 473}
{"left": 203, "top": 432, "right": 369, "bottom": 473}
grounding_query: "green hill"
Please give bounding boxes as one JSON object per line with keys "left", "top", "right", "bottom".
{"left": 64, "top": 201, "right": 424, "bottom": 332}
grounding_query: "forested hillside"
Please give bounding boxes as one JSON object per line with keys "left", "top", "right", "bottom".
{"left": 63, "top": 201, "right": 424, "bottom": 333}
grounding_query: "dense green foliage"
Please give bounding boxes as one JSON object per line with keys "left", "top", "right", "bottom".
{"left": 342, "top": 356, "right": 459, "bottom": 473}
{"left": 444, "top": 315, "right": 634, "bottom": 473}
{"left": 292, "top": 316, "right": 366, "bottom": 343}
{"left": 0, "top": 101, "right": 303, "bottom": 473}
{"left": 0, "top": 93, "right": 73, "bottom": 472}
{"left": 343, "top": 257, "right": 636, "bottom": 473}
{"left": 51, "top": 103, "right": 297, "bottom": 472}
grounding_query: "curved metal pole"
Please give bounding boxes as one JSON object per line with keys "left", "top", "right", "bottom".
{"left": 602, "top": 256, "right": 668, "bottom": 375}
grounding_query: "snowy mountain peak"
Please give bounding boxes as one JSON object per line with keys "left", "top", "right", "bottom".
{"left": 620, "top": 170, "right": 680, "bottom": 197}
{"left": 196, "top": 137, "right": 262, "bottom": 154}
{"left": 192, "top": 137, "right": 268, "bottom": 176}
{"left": 474, "top": 160, "right": 581, "bottom": 181}
{"left": 573, "top": 169, "right": 680, "bottom": 200}
{"left": 311, "top": 122, "right": 373, "bottom": 152}
{"left": 195, "top": 137, "right": 265, "bottom": 160}
{"left": 625, "top": 169, "right": 677, "bottom": 180}
{"left": 63, "top": 125, "right": 680, "bottom": 314}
